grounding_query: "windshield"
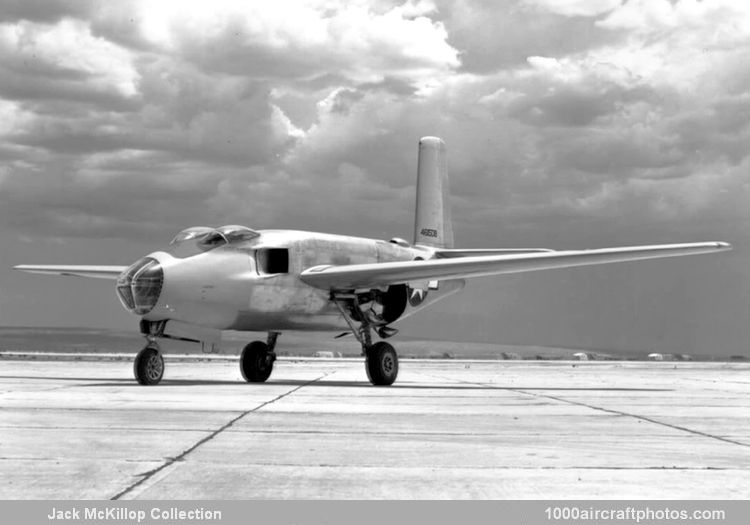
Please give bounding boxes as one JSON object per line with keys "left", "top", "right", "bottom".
{"left": 168, "top": 225, "right": 260, "bottom": 258}
{"left": 170, "top": 226, "right": 216, "bottom": 245}
{"left": 216, "top": 225, "right": 260, "bottom": 243}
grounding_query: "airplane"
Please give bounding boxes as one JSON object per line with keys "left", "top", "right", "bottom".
{"left": 14, "top": 137, "right": 731, "bottom": 386}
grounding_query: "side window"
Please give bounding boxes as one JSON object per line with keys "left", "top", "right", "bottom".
{"left": 256, "top": 248, "right": 289, "bottom": 274}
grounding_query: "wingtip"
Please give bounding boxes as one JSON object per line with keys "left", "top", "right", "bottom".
{"left": 715, "top": 241, "right": 732, "bottom": 250}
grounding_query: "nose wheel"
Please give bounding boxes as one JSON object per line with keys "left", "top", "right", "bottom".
{"left": 134, "top": 343, "right": 164, "bottom": 385}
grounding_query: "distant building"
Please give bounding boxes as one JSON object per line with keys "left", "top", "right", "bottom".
{"left": 648, "top": 353, "right": 664, "bottom": 361}
{"left": 573, "top": 352, "right": 589, "bottom": 361}
{"left": 501, "top": 352, "right": 521, "bottom": 360}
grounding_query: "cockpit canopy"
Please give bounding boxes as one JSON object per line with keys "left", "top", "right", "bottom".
{"left": 169, "top": 225, "right": 260, "bottom": 257}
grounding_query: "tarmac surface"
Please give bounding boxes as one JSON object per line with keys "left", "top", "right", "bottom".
{"left": 0, "top": 356, "right": 749, "bottom": 499}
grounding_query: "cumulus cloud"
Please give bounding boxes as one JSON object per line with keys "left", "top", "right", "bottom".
{"left": 0, "top": 0, "right": 748, "bottom": 252}
{"left": 436, "top": 1, "right": 624, "bottom": 72}
{"left": 0, "top": 18, "right": 139, "bottom": 106}
{"left": 0, "top": 0, "right": 463, "bottom": 242}
{"left": 89, "top": 0, "right": 459, "bottom": 85}
{"left": 523, "top": 0, "right": 621, "bottom": 18}
{"left": 0, "top": 0, "right": 98, "bottom": 25}
{"left": 434, "top": 0, "right": 750, "bottom": 244}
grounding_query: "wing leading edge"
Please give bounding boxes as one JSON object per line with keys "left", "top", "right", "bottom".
{"left": 13, "top": 265, "right": 127, "bottom": 280}
{"left": 300, "top": 242, "right": 731, "bottom": 290}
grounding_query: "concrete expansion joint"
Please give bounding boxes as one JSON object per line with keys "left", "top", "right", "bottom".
{"left": 528, "top": 390, "right": 750, "bottom": 450}
{"left": 422, "top": 372, "right": 750, "bottom": 451}
{"left": 109, "top": 372, "right": 330, "bottom": 500}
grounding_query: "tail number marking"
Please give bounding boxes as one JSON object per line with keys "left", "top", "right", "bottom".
{"left": 420, "top": 228, "right": 438, "bottom": 238}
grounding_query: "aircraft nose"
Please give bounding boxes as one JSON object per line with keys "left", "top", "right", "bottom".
{"left": 116, "top": 257, "right": 164, "bottom": 315}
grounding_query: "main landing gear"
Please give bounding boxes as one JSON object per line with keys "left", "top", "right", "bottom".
{"left": 365, "top": 341, "right": 399, "bottom": 386}
{"left": 333, "top": 292, "right": 400, "bottom": 386}
{"left": 240, "top": 331, "right": 278, "bottom": 383}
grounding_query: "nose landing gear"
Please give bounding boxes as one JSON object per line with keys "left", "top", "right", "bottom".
{"left": 134, "top": 343, "right": 164, "bottom": 385}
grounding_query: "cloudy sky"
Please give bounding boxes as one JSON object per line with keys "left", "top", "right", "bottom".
{"left": 0, "top": 0, "right": 748, "bottom": 356}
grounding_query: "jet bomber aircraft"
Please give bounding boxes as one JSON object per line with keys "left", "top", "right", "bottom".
{"left": 15, "top": 137, "right": 731, "bottom": 386}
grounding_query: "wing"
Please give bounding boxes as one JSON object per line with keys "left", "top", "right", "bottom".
{"left": 434, "top": 248, "right": 553, "bottom": 258}
{"left": 13, "top": 265, "right": 127, "bottom": 280}
{"left": 300, "top": 242, "right": 731, "bottom": 290}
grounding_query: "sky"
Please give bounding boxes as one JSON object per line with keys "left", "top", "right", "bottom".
{"left": 0, "top": 0, "right": 748, "bottom": 356}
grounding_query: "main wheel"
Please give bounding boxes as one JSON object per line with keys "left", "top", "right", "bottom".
{"left": 134, "top": 344, "right": 164, "bottom": 385}
{"left": 366, "top": 341, "right": 399, "bottom": 386}
{"left": 240, "top": 341, "right": 275, "bottom": 382}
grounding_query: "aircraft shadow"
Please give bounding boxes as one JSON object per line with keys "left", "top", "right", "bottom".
{"left": 0, "top": 375, "right": 672, "bottom": 392}
{"left": 89, "top": 379, "right": 671, "bottom": 391}
{"left": 0, "top": 375, "right": 133, "bottom": 383}
{"left": 263, "top": 379, "right": 672, "bottom": 392}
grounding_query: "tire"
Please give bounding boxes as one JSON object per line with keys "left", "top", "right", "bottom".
{"left": 134, "top": 345, "right": 164, "bottom": 385}
{"left": 366, "top": 341, "right": 399, "bottom": 386}
{"left": 240, "top": 341, "right": 275, "bottom": 382}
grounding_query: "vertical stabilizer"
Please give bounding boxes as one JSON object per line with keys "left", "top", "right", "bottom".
{"left": 414, "top": 137, "right": 454, "bottom": 248}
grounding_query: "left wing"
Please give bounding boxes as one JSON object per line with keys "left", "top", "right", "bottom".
{"left": 434, "top": 248, "right": 553, "bottom": 258}
{"left": 13, "top": 265, "right": 127, "bottom": 280}
{"left": 300, "top": 242, "right": 731, "bottom": 290}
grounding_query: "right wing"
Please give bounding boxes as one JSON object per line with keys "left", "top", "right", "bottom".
{"left": 13, "top": 265, "right": 127, "bottom": 280}
{"left": 301, "top": 242, "right": 731, "bottom": 290}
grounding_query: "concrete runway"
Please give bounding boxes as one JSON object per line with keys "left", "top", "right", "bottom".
{"left": 1, "top": 356, "right": 749, "bottom": 499}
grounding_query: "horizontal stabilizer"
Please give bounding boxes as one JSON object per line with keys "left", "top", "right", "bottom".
{"left": 13, "top": 265, "right": 127, "bottom": 280}
{"left": 300, "top": 242, "right": 731, "bottom": 290}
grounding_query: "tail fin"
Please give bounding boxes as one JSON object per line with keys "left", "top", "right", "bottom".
{"left": 413, "top": 136, "right": 454, "bottom": 248}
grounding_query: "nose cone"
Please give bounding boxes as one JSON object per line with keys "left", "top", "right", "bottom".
{"left": 116, "top": 257, "right": 164, "bottom": 315}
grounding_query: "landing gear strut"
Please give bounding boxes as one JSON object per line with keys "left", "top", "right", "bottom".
{"left": 134, "top": 343, "right": 164, "bottom": 385}
{"left": 240, "top": 332, "right": 279, "bottom": 383}
{"left": 333, "top": 293, "right": 400, "bottom": 386}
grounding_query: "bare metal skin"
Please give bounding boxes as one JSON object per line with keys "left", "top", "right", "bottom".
{"left": 142, "top": 230, "right": 459, "bottom": 333}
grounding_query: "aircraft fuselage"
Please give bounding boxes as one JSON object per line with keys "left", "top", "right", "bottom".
{"left": 138, "top": 230, "right": 462, "bottom": 332}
